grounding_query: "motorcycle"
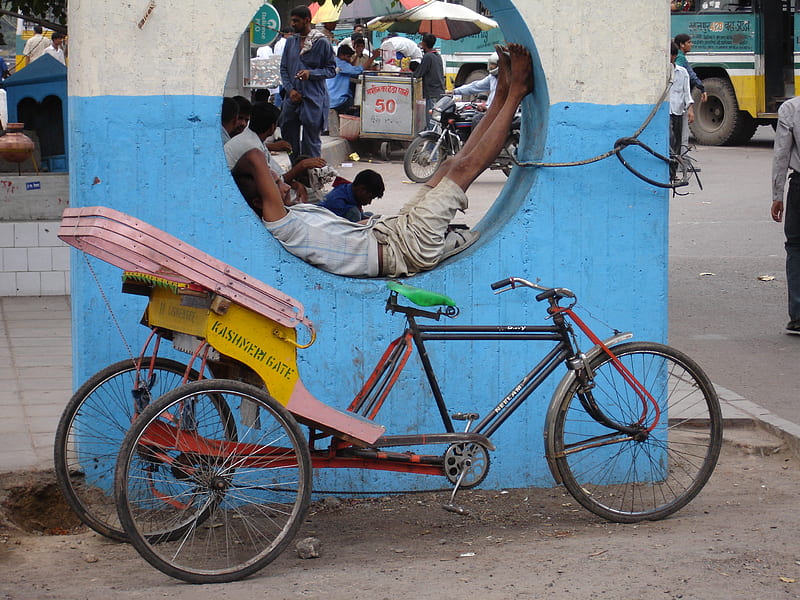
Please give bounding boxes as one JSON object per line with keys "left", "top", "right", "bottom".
{"left": 403, "top": 94, "right": 520, "bottom": 184}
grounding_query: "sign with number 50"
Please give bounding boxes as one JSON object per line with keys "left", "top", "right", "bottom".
{"left": 361, "top": 77, "right": 417, "bottom": 136}
{"left": 374, "top": 99, "right": 398, "bottom": 114}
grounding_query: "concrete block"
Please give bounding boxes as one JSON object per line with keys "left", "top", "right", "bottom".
{"left": 51, "top": 246, "right": 69, "bottom": 271}
{"left": 13, "top": 222, "right": 37, "bottom": 247}
{"left": 0, "top": 222, "right": 12, "bottom": 247}
{"left": 38, "top": 222, "right": 61, "bottom": 246}
{"left": 27, "top": 247, "right": 52, "bottom": 271}
{"left": 41, "top": 271, "right": 67, "bottom": 295}
{"left": 15, "top": 271, "right": 40, "bottom": 296}
{"left": 3, "top": 247, "right": 27, "bottom": 271}
{"left": 0, "top": 271, "right": 15, "bottom": 295}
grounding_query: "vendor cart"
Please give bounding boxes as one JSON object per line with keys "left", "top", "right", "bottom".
{"left": 357, "top": 71, "right": 427, "bottom": 159}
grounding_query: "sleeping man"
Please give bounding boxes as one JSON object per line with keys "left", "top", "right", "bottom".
{"left": 233, "top": 43, "right": 534, "bottom": 278}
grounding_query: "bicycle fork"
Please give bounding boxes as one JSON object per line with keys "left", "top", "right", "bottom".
{"left": 563, "top": 309, "right": 661, "bottom": 442}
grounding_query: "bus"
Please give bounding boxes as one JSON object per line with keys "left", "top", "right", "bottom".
{"left": 671, "top": 0, "right": 796, "bottom": 145}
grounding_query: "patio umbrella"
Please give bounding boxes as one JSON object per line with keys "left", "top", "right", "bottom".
{"left": 309, "top": 0, "right": 429, "bottom": 24}
{"left": 367, "top": 1, "right": 498, "bottom": 40}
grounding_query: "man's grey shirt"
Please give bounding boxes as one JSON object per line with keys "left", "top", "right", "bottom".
{"left": 772, "top": 97, "right": 800, "bottom": 204}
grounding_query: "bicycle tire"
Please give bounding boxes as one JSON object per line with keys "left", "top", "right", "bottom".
{"left": 552, "top": 341, "right": 722, "bottom": 523}
{"left": 115, "top": 379, "right": 311, "bottom": 584}
{"left": 53, "top": 357, "right": 201, "bottom": 541}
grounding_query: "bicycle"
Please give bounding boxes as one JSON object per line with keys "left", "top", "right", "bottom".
{"left": 112, "top": 278, "right": 721, "bottom": 583}
{"left": 57, "top": 207, "right": 722, "bottom": 584}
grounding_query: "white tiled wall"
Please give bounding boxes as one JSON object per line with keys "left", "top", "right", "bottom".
{"left": 0, "top": 221, "right": 70, "bottom": 296}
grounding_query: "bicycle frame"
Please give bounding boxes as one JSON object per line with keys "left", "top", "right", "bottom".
{"left": 300, "top": 291, "right": 647, "bottom": 479}
{"left": 349, "top": 314, "right": 572, "bottom": 440}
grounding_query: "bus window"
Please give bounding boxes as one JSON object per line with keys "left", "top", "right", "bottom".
{"left": 696, "top": 1, "right": 752, "bottom": 12}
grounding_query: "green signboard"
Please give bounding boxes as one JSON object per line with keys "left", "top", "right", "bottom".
{"left": 251, "top": 3, "right": 281, "bottom": 46}
{"left": 671, "top": 13, "right": 757, "bottom": 53}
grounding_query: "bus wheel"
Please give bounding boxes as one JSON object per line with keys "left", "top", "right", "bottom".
{"left": 691, "top": 77, "right": 756, "bottom": 146}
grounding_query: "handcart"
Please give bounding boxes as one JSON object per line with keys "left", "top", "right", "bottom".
{"left": 357, "top": 72, "right": 428, "bottom": 159}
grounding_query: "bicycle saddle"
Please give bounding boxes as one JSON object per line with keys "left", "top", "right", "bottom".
{"left": 386, "top": 281, "right": 456, "bottom": 307}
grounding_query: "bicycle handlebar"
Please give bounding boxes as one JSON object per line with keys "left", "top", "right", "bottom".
{"left": 491, "top": 277, "right": 576, "bottom": 303}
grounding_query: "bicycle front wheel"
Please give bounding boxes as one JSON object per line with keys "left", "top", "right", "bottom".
{"left": 54, "top": 357, "right": 199, "bottom": 541}
{"left": 115, "top": 380, "right": 311, "bottom": 584}
{"left": 552, "top": 341, "right": 722, "bottom": 523}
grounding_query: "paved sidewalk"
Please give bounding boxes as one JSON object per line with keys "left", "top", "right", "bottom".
{"left": 2, "top": 295, "right": 800, "bottom": 474}
{"left": 1, "top": 295, "right": 71, "bottom": 472}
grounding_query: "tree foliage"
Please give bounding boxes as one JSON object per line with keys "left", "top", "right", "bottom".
{"left": 0, "top": 0, "right": 67, "bottom": 25}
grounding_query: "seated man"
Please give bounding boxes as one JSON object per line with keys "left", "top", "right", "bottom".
{"left": 226, "top": 102, "right": 328, "bottom": 205}
{"left": 327, "top": 44, "right": 375, "bottom": 114}
{"left": 320, "top": 169, "right": 385, "bottom": 222}
{"left": 239, "top": 44, "right": 533, "bottom": 278}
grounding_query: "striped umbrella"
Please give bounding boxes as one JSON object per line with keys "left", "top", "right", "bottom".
{"left": 308, "top": 0, "right": 429, "bottom": 24}
{"left": 367, "top": 1, "right": 498, "bottom": 40}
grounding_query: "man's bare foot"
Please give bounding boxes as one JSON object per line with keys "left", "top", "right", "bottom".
{"left": 507, "top": 43, "right": 533, "bottom": 97}
{"left": 493, "top": 44, "right": 511, "bottom": 98}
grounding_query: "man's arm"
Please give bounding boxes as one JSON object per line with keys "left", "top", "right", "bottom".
{"left": 772, "top": 103, "right": 796, "bottom": 219}
{"left": 453, "top": 74, "right": 492, "bottom": 97}
{"left": 283, "top": 157, "right": 326, "bottom": 185}
{"left": 413, "top": 53, "right": 431, "bottom": 78}
{"left": 234, "top": 148, "right": 288, "bottom": 222}
{"left": 338, "top": 61, "right": 364, "bottom": 77}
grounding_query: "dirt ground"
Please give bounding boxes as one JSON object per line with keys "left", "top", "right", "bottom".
{"left": 1, "top": 425, "right": 798, "bottom": 600}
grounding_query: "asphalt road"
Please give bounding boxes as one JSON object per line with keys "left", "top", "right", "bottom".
{"left": 352, "top": 127, "right": 795, "bottom": 426}
{"left": 668, "top": 126, "right": 798, "bottom": 426}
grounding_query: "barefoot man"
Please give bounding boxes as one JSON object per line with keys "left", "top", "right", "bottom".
{"left": 238, "top": 44, "right": 534, "bottom": 278}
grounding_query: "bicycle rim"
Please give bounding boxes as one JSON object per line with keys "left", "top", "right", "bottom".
{"left": 553, "top": 342, "right": 722, "bottom": 523}
{"left": 54, "top": 357, "right": 197, "bottom": 541}
{"left": 115, "top": 380, "right": 311, "bottom": 583}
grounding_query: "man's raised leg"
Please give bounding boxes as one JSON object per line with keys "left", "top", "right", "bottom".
{"left": 429, "top": 43, "right": 533, "bottom": 192}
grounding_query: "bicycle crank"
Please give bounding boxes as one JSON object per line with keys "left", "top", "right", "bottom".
{"left": 441, "top": 442, "right": 490, "bottom": 516}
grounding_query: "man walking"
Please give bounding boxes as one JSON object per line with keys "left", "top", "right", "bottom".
{"left": 279, "top": 5, "right": 336, "bottom": 158}
{"left": 669, "top": 42, "right": 693, "bottom": 171}
{"left": 414, "top": 34, "right": 445, "bottom": 128}
{"left": 674, "top": 33, "right": 706, "bottom": 155}
{"left": 771, "top": 96, "right": 800, "bottom": 334}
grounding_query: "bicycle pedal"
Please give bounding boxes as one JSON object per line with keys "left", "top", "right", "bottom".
{"left": 451, "top": 412, "right": 479, "bottom": 421}
{"left": 442, "top": 503, "right": 470, "bottom": 516}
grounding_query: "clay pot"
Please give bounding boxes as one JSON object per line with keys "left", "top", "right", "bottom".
{"left": 0, "top": 123, "right": 35, "bottom": 163}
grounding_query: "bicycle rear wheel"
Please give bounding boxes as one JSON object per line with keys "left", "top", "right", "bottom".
{"left": 54, "top": 357, "right": 199, "bottom": 541}
{"left": 552, "top": 341, "right": 722, "bottom": 523}
{"left": 115, "top": 380, "right": 311, "bottom": 584}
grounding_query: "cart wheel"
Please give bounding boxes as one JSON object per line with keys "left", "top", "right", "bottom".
{"left": 380, "top": 141, "right": 390, "bottom": 161}
{"left": 115, "top": 379, "right": 312, "bottom": 583}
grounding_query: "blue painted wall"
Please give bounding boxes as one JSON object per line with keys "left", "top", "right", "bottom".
{"left": 69, "top": 0, "right": 668, "bottom": 493}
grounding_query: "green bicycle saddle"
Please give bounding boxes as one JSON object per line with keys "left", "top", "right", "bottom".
{"left": 386, "top": 281, "right": 457, "bottom": 307}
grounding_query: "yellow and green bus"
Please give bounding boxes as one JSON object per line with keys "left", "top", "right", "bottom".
{"left": 671, "top": 0, "right": 796, "bottom": 145}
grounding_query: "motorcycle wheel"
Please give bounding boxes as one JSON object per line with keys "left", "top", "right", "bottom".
{"left": 404, "top": 136, "right": 449, "bottom": 184}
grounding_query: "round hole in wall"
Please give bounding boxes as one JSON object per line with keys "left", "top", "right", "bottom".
{"left": 222, "top": 0, "right": 547, "bottom": 278}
